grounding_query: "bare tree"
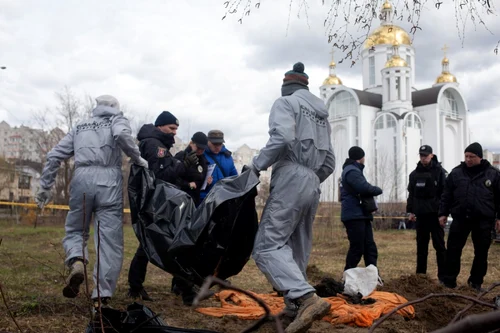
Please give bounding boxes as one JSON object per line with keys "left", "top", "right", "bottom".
{"left": 222, "top": 0, "right": 498, "bottom": 63}
{"left": 30, "top": 87, "right": 88, "bottom": 204}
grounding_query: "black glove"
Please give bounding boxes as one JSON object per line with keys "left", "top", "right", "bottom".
{"left": 184, "top": 151, "right": 199, "bottom": 168}
{"left": 242, "top": 164, "right": 260, "bottom": 178}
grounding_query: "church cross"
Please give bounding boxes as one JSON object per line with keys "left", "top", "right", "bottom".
{"left": 441, "top": 44, "right": 449, "bottom": 57}
{"left": 329, "top": 48, "right": 336, "bottom": 62}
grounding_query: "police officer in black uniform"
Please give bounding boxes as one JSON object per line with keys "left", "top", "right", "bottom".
{"left": 128, "top": 111, "right": 198, "bottom": 301}
{"left": 175, "top": 132, "right": 209, "bottom": 206}
{"left": 406, "top": 145, "right": 447, "bottom": 281}
{"left": 439, "top": 142, "right": 500, "bottom": 291}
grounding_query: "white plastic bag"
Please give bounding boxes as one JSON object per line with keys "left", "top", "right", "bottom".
{"left": 342, "top": 264, "right": 383, "bottom": 297}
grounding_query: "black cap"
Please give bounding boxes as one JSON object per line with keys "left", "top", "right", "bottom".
{"left": 419, "top": 145, "right": 433, "bottom": 156}
{"left": 207, "top": 129, "right": 225, "bottom": 144}
{"left": 191, "top": 132, "right": 208, "bottom": 150}
{"left": 348, "top": 146, "right": 365, "bottom": 160}
{"left": 465, "top": 142, "right": 483, "bottom": 158}
{"left": 155, "top": 111, "right": 179, "bottom": 127}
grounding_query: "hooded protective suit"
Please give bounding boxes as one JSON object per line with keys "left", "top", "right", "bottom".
{"left": 251, "top": 88, "right": 335, "bottom": 302}
{"left": 39, "top": 96, "right": 143, "bottom": 299}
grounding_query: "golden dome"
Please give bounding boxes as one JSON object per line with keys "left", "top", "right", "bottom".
{"left": 442, "top": 57, "right": 449, "bottom": 65}
{"left": 323, "top": 75, "right": 343, "bottom": 85}
{"left": 436, "top": 72, "right": 457, "bottom": 84}
{"left": 329, "top": 60, "right": 336, "bottom": 67}
{"left": 363, "top": 25, "right": 411, "bottom": 49}
{"left": 385, "top": 55, "right": 408, "bottom": 68}
{"left": 383, "top": 0, "right": 392, "bottom": 10}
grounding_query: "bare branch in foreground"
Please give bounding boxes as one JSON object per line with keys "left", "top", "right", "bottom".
{"left": 194, "top": 276, "right": 284, "bottom": 333}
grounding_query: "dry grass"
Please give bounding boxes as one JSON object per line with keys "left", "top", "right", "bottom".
{"left": 0, "top": 218, "right": 499, "bottom": 332}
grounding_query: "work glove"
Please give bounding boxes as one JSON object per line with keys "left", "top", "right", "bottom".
{"left": 184, "top": 151, "right": 199, "bottom": 168}
{"left": 243, "top": 164, "right": 260, "bottom": 178}
{"left": 35, "top": 188, "right": 52, "bottom": 209}
{"left": 135, "top": 157, "right": 149, "bottom": 169}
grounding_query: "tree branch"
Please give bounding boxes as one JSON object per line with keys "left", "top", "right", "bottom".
{"left": 368, "top": 292, "right": 498, "bottom": 332}
{"left": 450, "top": 282, "right": 500, "bottom": 324}
{"left": 431, "top": 310, "right": 500, "bottom": 333}
{"left": 193, "top": 276, "right": 284, "bottom": 333}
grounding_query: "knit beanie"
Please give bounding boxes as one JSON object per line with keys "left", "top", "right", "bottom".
{"left": 464, "top": 142, "right": 483, "bottom": 158}
{"left": 155, "top": 111, "right": 179, "bottom": 127}
{"left": 283, "top": 62, "right": 309, "bottom": 87}
{"left": 348, "top": 146, "right": 365, "bottom": 160}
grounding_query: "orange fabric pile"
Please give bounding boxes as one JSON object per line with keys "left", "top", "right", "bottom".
{"left": 196, "top": 290, "right": 415, "bottom": 327}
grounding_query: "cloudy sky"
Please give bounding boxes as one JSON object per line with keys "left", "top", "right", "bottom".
{"left": 0, "top": 0, "right": 499, "bottom": 152}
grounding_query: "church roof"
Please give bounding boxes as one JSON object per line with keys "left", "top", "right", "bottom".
{"left": 412, "top": 86, "right": 442, "bottom": 107}
{"left": 352, "top": 89, "right": 383, "bottom": 108}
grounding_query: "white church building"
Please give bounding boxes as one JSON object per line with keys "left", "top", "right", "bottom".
{"left": 320, "top": 0, "right": 469, "bottom": 203}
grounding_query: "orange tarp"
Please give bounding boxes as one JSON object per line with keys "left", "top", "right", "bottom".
{"left": 196, "top": 290, "right": 415, "bottom": 327}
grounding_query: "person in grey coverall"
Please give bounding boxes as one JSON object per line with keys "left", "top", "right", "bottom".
{"left": 248, "top": 62, "right": 335, "bottom": 333}
{"left": 35, "top": 95, "right": 148, "bottom": 307}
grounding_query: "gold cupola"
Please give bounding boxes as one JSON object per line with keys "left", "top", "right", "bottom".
{"left": 436, "top": 45, "right": 458, "bottom": 84}
{"left": 364, "top": 0, "right": 412, "bottom": 50}
{"left": 323, "top": 51, "right": 343, "bottom": 85}
{"left": 385, "top": 42, "right": 408, "bottom": 68}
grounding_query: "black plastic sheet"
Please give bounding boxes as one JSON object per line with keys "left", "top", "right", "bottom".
{"left": 128, "top": 165, "right": 259, "bottom": 286}
{"left": 85, "top": 302, "right": 220, "bottom": 333}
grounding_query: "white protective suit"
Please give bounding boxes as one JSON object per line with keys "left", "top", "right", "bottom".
{"left": 252, "top": 89, "right": 335, "bottom": 303}
{"left": 39, "top": 95, "right": 143, "bottom": 299}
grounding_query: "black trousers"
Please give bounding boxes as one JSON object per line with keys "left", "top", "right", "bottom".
{"left": 442, "top": 218, "right": 493, "bottom": 287}
{"left": 342, "top": 219, "right": 378, "bottom": 271}
{"left": 129, "top": 244, "right": 195, "bottom": 295}
{"left": 128, "top": 244, "right": 149, "bottom": 291}
{"left": 415, "top": 213, "right": 446, "bottom": 279}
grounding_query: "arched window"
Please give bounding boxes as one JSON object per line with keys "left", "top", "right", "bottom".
{"left": 404, "top": 113, "right": 422, "bottom": 129}
{"left": 440, "top": 90, "right": 459, "bottom": 118}
{"left": 386, "top": 114, "right": 396, "bottom": 131}
{"left": 414, "top": 115, "right": 422, "bottom": 129}
{"left": 330, "top": 91, "right": 357, "bottom": 119}
{"left": 375, "top": 116, "right": 384, "bottom": 129}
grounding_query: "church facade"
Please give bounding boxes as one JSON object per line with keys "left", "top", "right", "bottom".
{"left": 319, "top": 0, "right": 469, "bottom": 203}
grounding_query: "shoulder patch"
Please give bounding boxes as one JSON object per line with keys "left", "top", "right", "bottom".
{"left": 157, "top": 147, "right": 167, "bottom": 158}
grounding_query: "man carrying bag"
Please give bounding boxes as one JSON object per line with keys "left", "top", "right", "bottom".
{"left": 340, "top": 146, "right": 383, "bottom": 271}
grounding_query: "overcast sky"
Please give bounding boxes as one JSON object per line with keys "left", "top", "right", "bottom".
{"left": 0, "top": 0, "right": 499, "bottom": 152}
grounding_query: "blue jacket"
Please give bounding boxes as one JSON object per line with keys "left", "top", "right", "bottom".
{"left": 200, "top": 146, "right": 238, "bottom": 200}
{"left": 340, "top": 159, "right": 383, "bottom": 222}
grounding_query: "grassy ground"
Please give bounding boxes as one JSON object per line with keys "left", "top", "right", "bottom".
{"left": 0, "top": 218, "right": 499, "bottom": 332}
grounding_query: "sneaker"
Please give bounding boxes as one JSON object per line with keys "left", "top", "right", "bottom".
{"left": 468, "top": 281, "right": 484, "bottom": 292}
{"left": 285, "top": 294, "right": 331, "bottom": 333}
{"left": 128, "top": 288, "right": 154, "bottom": 301}
{"left": 62, "top": 260, "right": 85, "bottom": 298}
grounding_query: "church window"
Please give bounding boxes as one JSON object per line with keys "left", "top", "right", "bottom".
{"left": 406, "top": 77, "right": 410, "bottom": 99}
{"left": 369, "top": 56, "right": 375, "bottom": 85}
{"left": 396, "top": 77, "right": 401, "bottom": 100}
{"left": 387, "top": 114, "right": 396, "bottom": 131}
{"left": 406, "top": 55, "right": 411, "bottom": 67}
{"left": 375, "top": 116, "right": 384, "bottom": 129}
{"left": 405, "top": 115, "right": 413, "bottom": 128}
{"left": 414, "top": 116, "right": 422, "bottom": 129}
{"left": 440, "top": 90, "right": 459, "bottom": 118}
{"left": 330, "top": 91, "right": 357, "bottom": 119}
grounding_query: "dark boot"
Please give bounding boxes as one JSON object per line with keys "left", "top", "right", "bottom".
{"left": 62, "top": 259, "right": 85, "bottom": 298}
{"left": 128, "top": 287, "right": 154, "bottom": 301}
{"left": 285, "top": 293, "right": 331, "bottom": 333}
